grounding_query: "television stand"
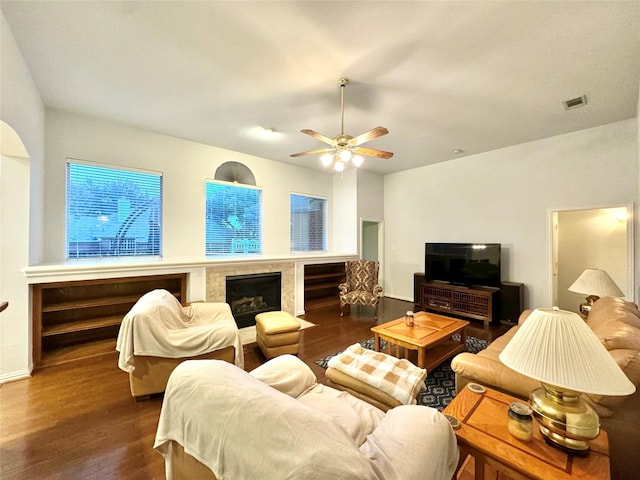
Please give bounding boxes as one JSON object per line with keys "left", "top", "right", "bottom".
{"left": 417, "top": 281, "right": 498, "bottom": 327}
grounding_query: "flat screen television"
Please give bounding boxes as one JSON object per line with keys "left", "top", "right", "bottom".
{"left": 425, "top": 243, "right": 501, "bottom": 288}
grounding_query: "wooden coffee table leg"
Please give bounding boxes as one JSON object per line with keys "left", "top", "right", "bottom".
{"left": 460, "top": 327, "right": 467, "bottom": 350}
{"left": 373, "top": 333, "right": 380, "bottom": 352}
{"left": 418, "top": 347, "right": 425, "bottom": 369}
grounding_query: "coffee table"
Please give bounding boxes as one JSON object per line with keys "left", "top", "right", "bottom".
{"left": 444, "top": 386, "right": 610, "bottom": 480}
{"left": 370, "top": 311, "right": 469, "bottom": 372}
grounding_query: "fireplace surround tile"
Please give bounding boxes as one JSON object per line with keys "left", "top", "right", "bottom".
{"left": 205, "top": 263, "right": 295, "bottom": 316}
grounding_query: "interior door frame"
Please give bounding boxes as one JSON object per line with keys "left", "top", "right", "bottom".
{"left": 548, "top": 202, "right": 635, "bottom": 306}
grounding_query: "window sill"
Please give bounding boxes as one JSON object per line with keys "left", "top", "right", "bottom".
{"left": 23, "top": 253, "right": 358, "bottom": 283}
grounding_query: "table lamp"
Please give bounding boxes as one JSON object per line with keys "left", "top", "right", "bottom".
{"left": 568, "top": 269, "right": 624, "bottom": 316}
{"left": 499, "top": 307, "right": 635, "bottom": 454}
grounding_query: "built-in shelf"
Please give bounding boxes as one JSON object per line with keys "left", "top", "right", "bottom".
{"left": 32, "top": 273, "right": 187, "bottom": 368}
{"left": 304, "top": 263, "right": 345, "bottom": 312}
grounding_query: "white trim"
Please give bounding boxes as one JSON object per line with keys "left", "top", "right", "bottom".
{"left": 205, "top": 178, "right": 263, "bottom": 190}
{"left": 23, "top": 253, "right": 358, "bottom": 282}
{"left": 0, "top": 369, "right": 31, "bottom": 384}
{"left": 67, "top": 157, "right": 162, "bottom": 176}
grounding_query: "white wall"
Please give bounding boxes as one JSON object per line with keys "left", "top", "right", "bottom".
{"left": 330, "top": 168, "right": 384, "bottom": 257}
{"left": 331, "top": 169, "right": 358, "bottom": 253}
{"left": 0, "top": 12, "right": 45, "bottom": 265}
{"left": 357, "top": 169, "right": 384, "bottom": 223}
{"left": 0, "top": 154, "right": 30, "bottom": 377}
{"left": 637, "top": 82, "right": 640, "bottom": 301}
{"left": 44, "top": 110, "right": 336, "bottom": 263}
{"left": 0, "top": 12, "right": 46, "bottom": 379}
{"left": 357, "top": 169, "right": 384, "bottom": 279}
{"left": 384, "top": 119, "right": 639, "bottom": 308}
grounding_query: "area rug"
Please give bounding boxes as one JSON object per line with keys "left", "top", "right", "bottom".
{"left": 239, "top": 318, "right": 316, "bottom": 345}
{"left": 314, "top": 334, "right": 489, "bottom": 411}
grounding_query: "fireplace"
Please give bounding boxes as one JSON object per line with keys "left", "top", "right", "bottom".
{"left": 226, "top": 272, "right": 282, "bottom": 328}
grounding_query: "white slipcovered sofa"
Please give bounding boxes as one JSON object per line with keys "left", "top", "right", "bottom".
{"left": 154, "top": 355, "right": 459, "bottom": 480}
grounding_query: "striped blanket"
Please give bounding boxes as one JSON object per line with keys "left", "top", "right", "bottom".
{"left": 327, "top": 343, "right": 427, "bottom": 405}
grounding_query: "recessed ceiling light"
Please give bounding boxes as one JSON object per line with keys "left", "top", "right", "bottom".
{"left": 247, "top": 126, "right": 281, "bottom": 140}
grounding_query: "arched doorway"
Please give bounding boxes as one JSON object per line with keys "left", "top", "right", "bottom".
{"left": 1, "top": 120, "right": 31, "bottom": 378}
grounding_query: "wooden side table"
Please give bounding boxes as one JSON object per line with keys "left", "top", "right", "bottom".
{"left": 444, "top": 386, "right": 610, "bottom": 480}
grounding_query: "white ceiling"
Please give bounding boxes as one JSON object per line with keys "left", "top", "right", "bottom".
{"left": 2, "top": 1, "right": 639, "bottom": 175}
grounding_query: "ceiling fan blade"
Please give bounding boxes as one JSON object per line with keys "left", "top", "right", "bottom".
{"left": 290, "top": 148, "right": 334, "bottom": 158}
{"left": 301, "top": 129, "right": 335, "bottom": 145}
{"left": 349, "top": 126, "right": 389, "bottom": 146}
{"left": 353, "top": 146, "right": 394, "bottom": 159}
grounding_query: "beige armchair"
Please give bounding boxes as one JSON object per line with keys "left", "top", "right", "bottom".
{"left": 339, "top": 260, "right": 383, "bottom": 320}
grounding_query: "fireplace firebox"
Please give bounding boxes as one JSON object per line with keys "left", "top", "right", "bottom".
{"left": 225, "top": 272, "right": 282, "bottom": 328}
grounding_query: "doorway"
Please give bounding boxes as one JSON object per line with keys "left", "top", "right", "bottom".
{"left": 361, "top": 220, "right": 380, "bottom": 261}
{"left": 1, "top": 120, "right": 31, "bottom": 378}
{"left": 551, "top": 205, "right": 633, "bottom": 313}
{"left": 361, "top": 219, "right": 384, "bottom": 282}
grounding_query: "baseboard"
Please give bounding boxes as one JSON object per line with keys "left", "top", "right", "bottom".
{"left": 382, "top": 294, "right": 412, "bottom": 302}
{"left": 0, "top": 369, "right": 32, "bottom": 384}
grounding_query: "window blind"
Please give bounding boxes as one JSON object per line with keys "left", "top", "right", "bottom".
{"left": 290, "top": 194, "right": 327, "bottom": 252}
{"left": 205, "top": 180, "right": 262, "bottom": 255}
{"left": 66, "top": 161, "right": 162, "bottom": 259}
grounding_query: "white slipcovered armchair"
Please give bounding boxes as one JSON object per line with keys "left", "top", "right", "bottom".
{"left": 116, "top": 289, "right": 243, "bottom": 399}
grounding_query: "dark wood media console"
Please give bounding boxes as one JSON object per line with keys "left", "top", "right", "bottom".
{"left": 420, "top": 281, "right": 498, "bottom": 327}
{"left": 413, "top": 273, "right": 524, "bottom": 327}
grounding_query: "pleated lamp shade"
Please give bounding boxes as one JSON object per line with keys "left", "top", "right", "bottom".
{"left": 568, "top": 269, "right": 624, "bottom": 297}
{"left": 499, "top": 308, "right": 635, "bottom": 396}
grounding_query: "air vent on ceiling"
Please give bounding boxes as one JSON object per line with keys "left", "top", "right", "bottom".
{"left": 563, "top": 95, "right": 587, "bottom": 110}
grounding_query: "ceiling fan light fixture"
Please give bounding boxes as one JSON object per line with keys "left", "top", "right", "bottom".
{"left": 320, "top": 154, "right": 333, "bottom": 167}
{"left": 340, "top": 148, "right": 353, "bottom": 162}
{"left": 334, "top": 161, "right": 345, "bottom": 172}
{"left": 352, "top": 155, "right": 364, "bottom": 167}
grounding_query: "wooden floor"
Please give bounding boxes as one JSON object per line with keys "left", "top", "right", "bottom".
{"left": 0, "top": 297, "right": 637, "bottom": 480}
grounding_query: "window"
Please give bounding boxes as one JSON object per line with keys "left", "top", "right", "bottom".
{"left": 206, "top": 180, "right": 262, "bottom": 255}
{"left": 66, "top": 161, "right": 162, "bottom": 259}
{"left": 290, "top": 194, "right": 327, "bottom": 252}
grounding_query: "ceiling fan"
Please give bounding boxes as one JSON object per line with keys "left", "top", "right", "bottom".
{"left": 290, "top": 78, "right": 393, "bottom": 171}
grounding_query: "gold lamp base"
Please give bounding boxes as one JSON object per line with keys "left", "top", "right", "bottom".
{"left": 579, "top": 295, "right": 600, "bottom": 317}
{"left": 530, "top": 384, "right": 600, "bottom": 455}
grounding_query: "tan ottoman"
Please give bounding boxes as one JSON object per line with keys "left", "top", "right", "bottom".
{"left": 325, "top": 346, "right": 426, "bottom": 412}
{"left": 255, "top": 311, "right": 301, "bottom": 359}
{"left": 326, "top": 367, "right": 403, "bottom": 412}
